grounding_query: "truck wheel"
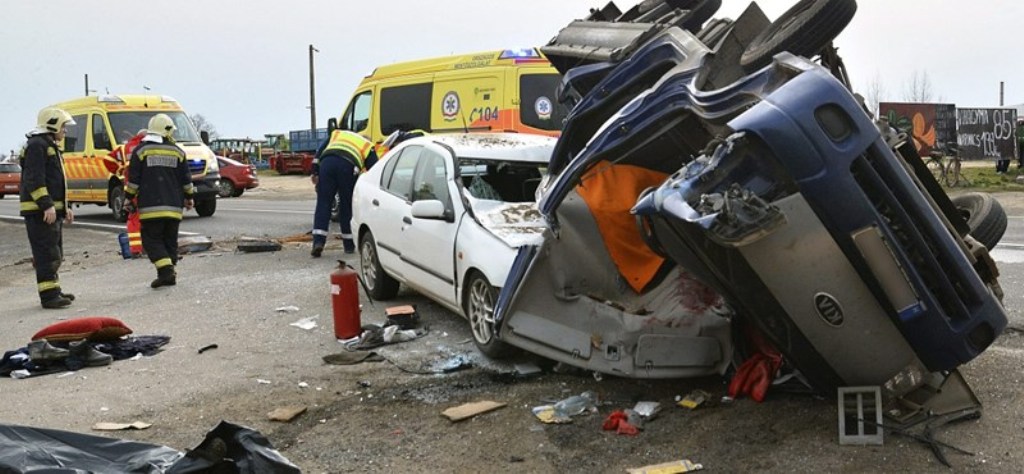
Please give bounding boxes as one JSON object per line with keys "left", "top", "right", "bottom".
{"left": 951, "top": 192, "right": 1007, "bottom": 250}
{"left": 217, "top": 179, "right": 236, "bottom": 198}
{"left": 195, "top": 198, "right": 217, "bottom": 217}
{"left": 359, "top": 231, "right": 399, "bottom": 299}
{"left": 464, "top": 271, "right": 514, "bottom": 359}
{"left": 739, "top": 0, "right": 857, "bottom": 71}
{"left": 109, "top": 186, "right": 128, "bottom": 223}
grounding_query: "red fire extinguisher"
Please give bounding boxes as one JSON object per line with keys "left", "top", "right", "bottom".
{"left": 331, "top": 261, "right": 361, "bottom": 340}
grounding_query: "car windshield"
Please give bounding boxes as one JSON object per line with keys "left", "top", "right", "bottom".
{"left": 0, "top": 163, "right": 20, "bottom": 173}
{"left": 108, "top": 111, "right": 202, "bottom": 145}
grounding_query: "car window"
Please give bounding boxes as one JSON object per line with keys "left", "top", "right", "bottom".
{"left": 519, "top": 73, "right": 569, "bottom": 131}
{"left": 380, "top": 83, "right": 432, "bottom": 136}
{"left": 64, "top": 114, "right": 87, "bottom": 153}
{"left": 411, "top": 149, "right": 450, "bottom": 206}
{"left": 384, "top": 145, "right": 422, "bottom": 201}
{"left": 341, "top": 91, "right": 372, "bottom": 133}
{"left": 0, "top": 163, "right": 20, "bottom": 173}
{"left": 92, "top": 114, "right": 112, "bottom": 151}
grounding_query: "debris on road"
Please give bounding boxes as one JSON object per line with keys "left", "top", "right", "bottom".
{"left": 533, "top": 391, "right": 598, "bottom": 424}
{"left": 627, "top": 459, "right": 704, "bottom": 474}
{"left": 289, "top": 316, "right": 319, "bottom": 331}
{"left": 602, "top": 410, "right": 640, "bottom": 436}
{"left": 197, "top": 344, "right": 218, "bottom": 354}
{"left": 236, "top": 239, "right": 282, "bottom": 253}
{"left": 441, "top": 400, "right": 507, "bottom": 422}
{"left": 322, "top": 351, "right": 384, "bottom": 365}
{"left": 267, "top": 406, "right": 307, "bottom": 422}
{"left": 677, "top": 390, "right": 712, "bottom": 410}
{"left": 178, "top": 235, "right": 213, "bottom": 254}
{"left": 92, "top": 421, "right": 152, "bottom": 431}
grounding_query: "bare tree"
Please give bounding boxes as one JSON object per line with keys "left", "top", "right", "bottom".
{"left": 189, "top": 114, "right": 219, "bottom": 141}
{"left": 861, "top": 72, "right": 887, "bottom": 116}
{"left": 902, "top": 70, "right": 935, "bottom": 102}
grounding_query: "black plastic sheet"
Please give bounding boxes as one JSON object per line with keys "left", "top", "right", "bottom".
{"left": 0, "top": 421, "right": 300, "bottom": 473}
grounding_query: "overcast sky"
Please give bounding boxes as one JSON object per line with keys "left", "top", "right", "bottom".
{"left": 3, "top": 0, "right": 1023, "bottom": 156}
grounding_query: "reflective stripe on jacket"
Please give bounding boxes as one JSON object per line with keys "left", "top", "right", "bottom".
{"left": 318, "top": 130, "right": 372, "bottom": 171}
{"left": 125, "top": 139, "right": 193, "bottom": 220}
{"left": 19, "top": 134, "right": 67, "bottom": 216}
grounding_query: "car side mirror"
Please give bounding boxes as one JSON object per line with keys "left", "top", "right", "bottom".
{"left": 200, "top": 131, "right": 210, "bottom": 145}
{"left": 327, "top": 118, "right": 338, "bottom": 133}
{"left": 410, "top": 200, "right": 449, "bottom": 221}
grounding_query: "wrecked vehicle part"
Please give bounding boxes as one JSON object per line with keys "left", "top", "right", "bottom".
{"left": 629, "top": 55, "right": 1006, "bottom": 393}
{"left": 949, "top": 192, "right": 1008, "bottom": 250}
{"left": 738, "top": 0, "right": 857, "bottom": 71}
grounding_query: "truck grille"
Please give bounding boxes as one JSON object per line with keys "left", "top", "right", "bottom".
{"left": 849, "top": 150, "right": 976, "bottom": 324}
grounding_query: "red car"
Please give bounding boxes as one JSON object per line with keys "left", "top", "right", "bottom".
{"left": 0, "top": 162, "right": 20, "bottom": 199}
{"left": 216, "top": 156, "right": 259, "bottom": 198}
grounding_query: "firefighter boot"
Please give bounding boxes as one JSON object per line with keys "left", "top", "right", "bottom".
{"left": 41, "top": 295, "right": 72, "bottom": 309}
{"left": 151, "top": 266, "right": 177, "bottom": 288}
{"left": 28, "top": 339, "right": 70, "bottom": 362}
{"left": 69, "top": 340, "right": 113, "bottom": 367}
{"left": 311, "top": 245, "right": 324, "bottom": 258}
{"left": 343, "top": 239, "right": 355, "bottom": 254}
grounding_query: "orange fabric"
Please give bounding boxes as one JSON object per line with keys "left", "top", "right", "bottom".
{"left": 576, "top": 161, "right": 668, "bottom": 293}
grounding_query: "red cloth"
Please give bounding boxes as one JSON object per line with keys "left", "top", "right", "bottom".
{"left": 602, "top": 410, "right": 639, "bottom": 436}
{"left": 727, "top": 327, "right": 783, "bottom": 403}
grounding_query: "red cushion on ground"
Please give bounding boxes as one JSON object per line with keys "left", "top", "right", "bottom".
{"left": 31, "top": 317, "right": 133, "bottom": 342}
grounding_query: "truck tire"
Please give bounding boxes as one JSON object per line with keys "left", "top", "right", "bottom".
{"left": 195, "top": 198, "right": 217, "bottom": 217}
{"left": 739, "top": 0, "right": 857, "bottom": 71}
{"left": 109, "top": 186, "right": 128, "bottom": 223}
{"left": 951, "top": 192, "right": 1007, "bottom": 250}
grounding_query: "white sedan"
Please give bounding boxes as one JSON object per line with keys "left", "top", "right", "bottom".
{"left": 351, "top": 133, "right": 555, "bottom": 357}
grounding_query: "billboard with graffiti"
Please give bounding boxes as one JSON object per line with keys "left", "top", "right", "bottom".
{"left": 955, "top": 108, "right": 1018, "bottom": 160}
{"left": 879, "top": 102, "right": 957, "bottom": 157}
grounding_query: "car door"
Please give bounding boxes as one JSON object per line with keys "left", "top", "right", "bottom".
{"left": 370, "top": 145, "right": 422, "bottom": 277}
{"left": 398, "top": 146, "right": 461, "bottom": 307}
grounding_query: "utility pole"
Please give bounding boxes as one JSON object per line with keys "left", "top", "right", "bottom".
{"left": 999, "top": 81, "right": 1004, "bottom": 106}
{"left": 84, "top": 74, "right": 89, "bottom": 96}
{"left": 309, "top": 44, "right": 319, "bottom": 133}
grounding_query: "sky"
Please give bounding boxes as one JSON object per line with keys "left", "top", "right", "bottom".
{"left": 3, "top": 0, "right": 1024, "bottom": 157}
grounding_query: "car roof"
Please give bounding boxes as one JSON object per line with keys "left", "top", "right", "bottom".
{"left": 404, "top": 133, "right": 556, "bottom": 163}
{"left": 217, "top": 156, "right": 245, "bottom": 166}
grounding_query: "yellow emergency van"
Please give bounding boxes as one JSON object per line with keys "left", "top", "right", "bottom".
{"left": 47, "top": 94, "right": 221, "bottom": 219}
{"left": 334, "top": 48, "right": 568, "bottom": 144}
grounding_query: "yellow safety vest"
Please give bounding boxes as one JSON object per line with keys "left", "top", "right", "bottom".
{"left": 322, "top": 130, "right": 372, "bottom": 171}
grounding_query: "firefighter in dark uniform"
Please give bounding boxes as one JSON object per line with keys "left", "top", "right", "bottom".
{"left": 123, "top": 114, "right": 195, "bottom": 288}
{"left": 20, "top": 107, "right": 76, "bottom": 309}
{"left": 310, "top": 128, "right": 376, "bottom": 257}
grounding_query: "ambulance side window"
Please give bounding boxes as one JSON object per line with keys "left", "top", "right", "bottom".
{"left": 342, "top": 91, "right": 371, "bottom": 133}
{"left": 64, "top": 114, "right": 87, "bottom": 153}
{"left": 380, "top": 83, "right": 432, "bottom": 136}
{"left": 92, "top": 114, "right": 112, "bottom": 151}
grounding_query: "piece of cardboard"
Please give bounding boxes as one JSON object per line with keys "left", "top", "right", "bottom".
{"left": 441, "top": 400, "right": 506, "bottom": 422}
{"left": 385, "top": 305, "right": 416, "bottom": 316}
{"left": 267, "top": 406, "right": 307, "bottom": 422}
{"left": 92, "top": 421, "right": 152, "bottom": 431}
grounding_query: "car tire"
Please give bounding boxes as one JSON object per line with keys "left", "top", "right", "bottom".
{"left": 109, "top": 186, "right": 128, "bottom": 223}
{"left": 359, "top": 231, "right": 399, "bottom": 300}
{"left": 231, "top": 188, "right": 245, "bottom": 198}
{"left": 739, "top": 0, "right": 857, "bottom": 71}
{"left": 218, "top": 179, "right": 236, "bottom": 198}
{"left": 676, "top": 0, "right": 722, "bottom": 33}
{"left": 951, "top": 192, "right": 1007, "bottom": 250}
{"left": 0, "top": 194, "right": 5, "bottom": 199}
{"left": 464, "top": 271, "right": 514, "bottom": 359}
{"left": 195, "top": 198, "right": 217, "bottom": 217}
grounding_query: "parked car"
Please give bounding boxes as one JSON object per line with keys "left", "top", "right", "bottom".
{"left": 491, "top": 0, "right": 1007, "bottom": 395}
{"left": 0, "top": 162, "right": 20, "bottom": 199}
{"left": 352, "top": 133, "right": 563, "bottom": 357}
{"left": 216, "top": 156, "right": 259, "bottom": 198}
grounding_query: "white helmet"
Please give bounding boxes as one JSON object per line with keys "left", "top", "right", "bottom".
{"left": 34, "top": 107, "right": 75, "bottom": 135}
{"left": 147, "top": 114, "right": 176, "bottom": 138}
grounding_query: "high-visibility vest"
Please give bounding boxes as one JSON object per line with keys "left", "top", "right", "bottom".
{"left": 322, "top": 130, "right": 372, "bottom": 171}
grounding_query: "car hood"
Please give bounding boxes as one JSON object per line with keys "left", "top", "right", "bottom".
{"left": 468, "top": 198, "right": 546, "bottom": 248}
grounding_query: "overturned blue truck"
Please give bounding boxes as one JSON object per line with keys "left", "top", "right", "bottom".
{"left": 492, "top": 0, "right": 1008, "bottom": 404}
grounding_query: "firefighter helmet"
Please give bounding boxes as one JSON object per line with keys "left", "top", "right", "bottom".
{"left": 35, "top": 107, "right": 75, "bottom": 134}
{"left": 147, "top": 114, "right": 177, "bottom": 138}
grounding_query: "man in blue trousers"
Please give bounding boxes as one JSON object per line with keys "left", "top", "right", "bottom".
{"left": 310, "top": 128, "right": 376, "bottom": 257}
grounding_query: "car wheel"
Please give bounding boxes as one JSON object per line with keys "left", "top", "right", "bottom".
{"left": 0, "top": 194, "right": 5, "bottom": 199}
{"left": 195, "top": 198, "right": 217, "bottom": 217}
{"left": 359, "top": 231, "right": 399, "bottom": 300}
{"left": 217, "top": 179, "right": 236, "bottom": 198}
{"left": 739, "top": 0, "right": 857, "bottom": 71}
{"left": 231, "top": 188, "right": 245, "bottom": 198}
{"left": 109, "top": 186, "right": 128, "bottom": 223}
{"left": 676, "top": 0, "right": 722, "bottom": 33}
{"left": 951, "top": 192, "right": 1007, "bottom": 250}
{"left": 464, "top": 271, "right": 513, "bottom": 359}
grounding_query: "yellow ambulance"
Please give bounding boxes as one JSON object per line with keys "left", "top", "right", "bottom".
{"left": 46, "top": 94, "right": 221, "bottom": 219}
{"left": 334, "top": 48, "right": 568, "bottom": 144}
